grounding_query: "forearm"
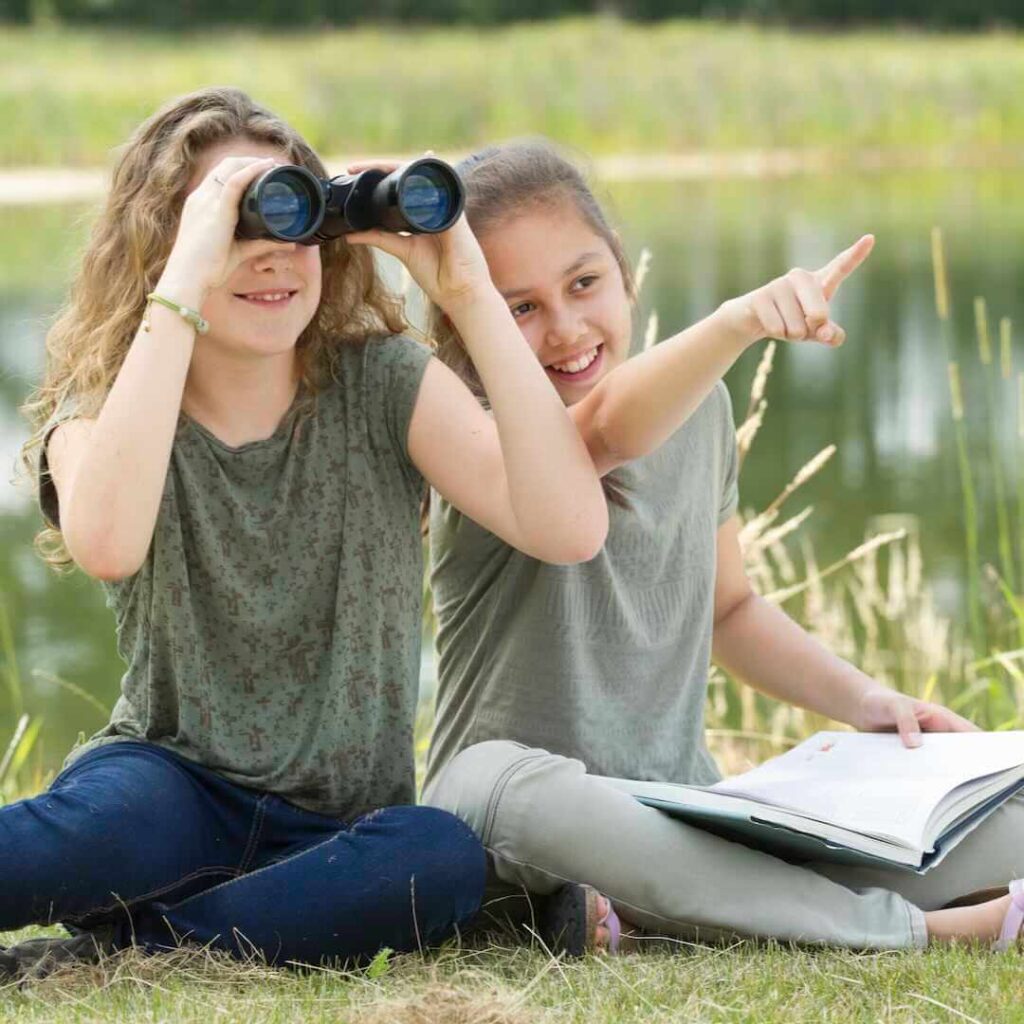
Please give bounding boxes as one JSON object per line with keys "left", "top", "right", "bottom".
{"left": 583, "top": 307, "right": 752, "bottom": 472}
{"left": 447, "top": 287, "right": 607, "bottom": 561}
{"left": 64, "top": 284, "right": 197, "bottom": 578}
{"left": 711, "top": 592, "right": 884, "bottom": 728}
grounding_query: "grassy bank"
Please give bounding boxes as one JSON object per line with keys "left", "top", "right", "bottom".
{"left": 0, "top": 938, "right": 1021, "bottom": 1023}
{"left": 3, "top": 19, "right": 1024, "bottom": 167}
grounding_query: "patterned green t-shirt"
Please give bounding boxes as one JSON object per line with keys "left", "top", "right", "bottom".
{"left": 39, "top": 335, "right": 432, "bottom": 820}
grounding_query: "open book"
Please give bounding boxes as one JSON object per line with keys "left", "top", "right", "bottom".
{"left": 598, "top": 731, "right": 1024, "bottom": 873}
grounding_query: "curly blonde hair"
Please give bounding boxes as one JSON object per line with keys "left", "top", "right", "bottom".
{"left": 19, "top": 86, "right": 408, "bottom": 571}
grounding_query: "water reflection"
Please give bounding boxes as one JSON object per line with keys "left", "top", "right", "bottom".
{"left": 1, "top": 168, "right": 1021, "bottom": 769}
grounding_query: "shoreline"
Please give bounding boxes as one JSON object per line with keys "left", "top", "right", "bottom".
{"left": 4, "top": 145, "right": 1024, "bottom": 206}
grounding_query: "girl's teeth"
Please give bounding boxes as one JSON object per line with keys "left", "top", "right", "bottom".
{"left": 247, "top": 292, "right": 289, "bottom": 302}
{"left": 553, "top": 348, "right": 597, "bottom": 374}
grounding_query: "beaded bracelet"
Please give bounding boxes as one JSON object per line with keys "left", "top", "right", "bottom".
{"left": 143, "top": 293, "right": 210, "bottom": 335}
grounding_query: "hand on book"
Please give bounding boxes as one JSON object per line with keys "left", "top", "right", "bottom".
{"left": 857, "top": 689, "right": 980, "bottom": 748}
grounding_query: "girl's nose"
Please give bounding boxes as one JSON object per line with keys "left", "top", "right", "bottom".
{"left": 546, "top": 308, "right": 586, "bottom": 348}
{"left": 252, "top": 243, "right": 297, "bottom": 268}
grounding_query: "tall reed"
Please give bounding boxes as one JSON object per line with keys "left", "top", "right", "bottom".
{"left": 976, "top": 299, "right": 1016, "bottom": 595}
{"left": 933, "top": 228, "right": 984, "bottom": 655}
{"left": 0, "top": 600, "right": 42, "bottom": 803}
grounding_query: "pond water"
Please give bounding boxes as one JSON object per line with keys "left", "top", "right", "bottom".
{"left": 2, "top": 168, "right": 1022, "bottom": 770}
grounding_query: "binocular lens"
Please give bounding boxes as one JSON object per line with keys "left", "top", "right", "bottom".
{"left": 400, "top": 165, "right": 458, "bottom": 232}
{"left": 238, "top": 166, "right": 325, "bottom": 242}
{"left": 260, "top": 176, "right": 315, "bottom": 239}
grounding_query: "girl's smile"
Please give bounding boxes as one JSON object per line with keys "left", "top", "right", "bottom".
{"left": 232, "top": 288, "right": 300, "bottom": 308}
{"left": 546, "top": 343, "right": 605, "bottom": 384}
{"left": 478, "top": 201, "right": 632, "bottom": 405}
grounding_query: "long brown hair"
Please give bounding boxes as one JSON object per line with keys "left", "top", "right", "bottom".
{"left": 19, "top": 86, "right": 408, "bottom": 570}
{"left": 427, "top": 138, "right": 633, "bottom": 509}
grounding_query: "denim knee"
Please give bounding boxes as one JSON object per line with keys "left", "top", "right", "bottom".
{"left": 373, "top": 805, "right": 485, "bottom": 885}
{"left": 355, "top": 805, "right": 486, "bottom": 933}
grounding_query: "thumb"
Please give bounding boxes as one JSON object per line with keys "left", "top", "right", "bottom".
{"left": 346, "top": 229, "right": 409, "bottom": 261}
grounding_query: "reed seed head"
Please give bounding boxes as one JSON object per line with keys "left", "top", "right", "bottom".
{"left": 633, "top": 247, "right": 652, "bottom": 297}
{"left": 948, "top": 361, "right": 965, "bottom": 421}
{"left": 750, "top": 341, "right": 776, "bottom": 409}
{"left": 792, "top": 444, "right": 837, "bottom": 490}
{"left": 931, "top": 227, "right": 950, "bottom": 322}
{"left": 1000, "top": 317, "right": 1013, "bottom": 381}
{"left": 974, "top": 297, "right": 991, "bottom": 365}
{"left": 643, "top": 310, "right": 659, "bottom": 352}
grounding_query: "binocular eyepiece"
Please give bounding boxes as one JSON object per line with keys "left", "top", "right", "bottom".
{"left": 237, "top": 157, "right": 465, "bottom": 244}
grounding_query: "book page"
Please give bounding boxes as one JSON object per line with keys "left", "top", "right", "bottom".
{"left": 711, "top": 731, "right": 1024, "bottom": 846}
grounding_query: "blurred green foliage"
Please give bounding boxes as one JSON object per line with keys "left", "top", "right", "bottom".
{"left": 4, "top": 21, "right": 1024, "bottom": 167}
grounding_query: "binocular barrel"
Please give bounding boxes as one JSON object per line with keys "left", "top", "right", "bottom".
{"left": 236, "top": 157, "right": 465, "bottom": 244}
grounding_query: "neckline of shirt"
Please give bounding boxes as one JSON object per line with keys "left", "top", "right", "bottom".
{"left": 181, "top": 383, "right": 309, "bottom": 454}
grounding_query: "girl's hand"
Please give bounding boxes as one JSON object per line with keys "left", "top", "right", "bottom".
{"left": 160, "top": 155, "right": 289, "bottom": 301}
{"left": 716, "top": 234, "right": 875, "bottom": 349}
{"left": 344, "top": 159, "right": 493, "bottom": 315}
{"left": 856, "top": 688, "right": 980, "bottom": 748}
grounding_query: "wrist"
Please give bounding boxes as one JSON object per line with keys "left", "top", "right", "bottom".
{"left": 847, "top": 681, "right": 890, "bottom": 730}
{"left": 157, "top": 264, "right": 210, "bottom": 311}
{"left": 710, "top": 302, "right": 761, "bottom": 355}
{"left": 441, "top": 282, "right": 507, "bottom": 329}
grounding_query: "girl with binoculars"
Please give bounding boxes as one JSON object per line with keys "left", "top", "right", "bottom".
{"left": 12, "top": 87, "right": 610, "bottom": 970}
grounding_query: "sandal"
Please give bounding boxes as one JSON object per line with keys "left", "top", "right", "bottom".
{"left": 995, "top": 879, "right": 1024, "bottom": 952}
{"left": 538, "top": 882, "right": 622, "bottom": 957}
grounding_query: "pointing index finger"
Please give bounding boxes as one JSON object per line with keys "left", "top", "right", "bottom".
{"left": 815, "top": 234, "right": 875, "bottom": 300}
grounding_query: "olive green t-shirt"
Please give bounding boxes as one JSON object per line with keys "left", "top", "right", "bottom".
{"left": 39, "top": 336, "right": 432, "bottom": 820}
{"left": 426, "top": 381, "right": 739, "bottom": 790}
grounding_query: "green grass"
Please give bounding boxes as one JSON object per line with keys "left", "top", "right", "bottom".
{"left": 0, "top": 933, "right": 1021, "bottom": 1023}
{"left": 4, "top": 19, "right": 1024, "bottom": 167}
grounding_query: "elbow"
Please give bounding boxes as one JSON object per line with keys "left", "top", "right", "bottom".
{"left": 64, "top": 525, "right": 146, "bottom": 582}
{"left": 87, "top": 560, "right": 143, "bottom": 584}
{"left": 536, "top": 501, "right": 609, "bottom": 565}
{"left": 713, "top": 587, "right": 757, "bottom": 630}
{"left": 74, "top": 548, "right": 145, "bottom": 583}
{"left": 575, "top": 514, "right": 609, "bottom": 563}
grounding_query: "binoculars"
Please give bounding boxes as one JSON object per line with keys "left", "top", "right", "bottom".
{"left": 236, "top": 157, "right": 465, "bottom": 244}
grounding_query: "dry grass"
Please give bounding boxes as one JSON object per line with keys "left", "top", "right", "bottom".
{"left": 4, "top": 933, "right": 1024, "bottom": 1023}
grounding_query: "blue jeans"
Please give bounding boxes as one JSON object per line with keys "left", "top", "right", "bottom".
{"left": 0, "top": 741, "right": 485, "bottom": 965}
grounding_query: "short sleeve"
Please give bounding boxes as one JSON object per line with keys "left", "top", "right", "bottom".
{"left": 37, "top": 393, "right": 83, "bottom": 531}
{"left": 715, "top": 381, "right": 740, "bottom": 525}
{"left": 363, "top": 334, "right": 433, "bottom": 480}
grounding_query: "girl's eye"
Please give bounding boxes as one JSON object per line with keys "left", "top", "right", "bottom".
{"left": 571, "top": 274, "right": 599, "bottom": 292}
{"left": 510, "top": 302, "right": 534, "bottom": 319}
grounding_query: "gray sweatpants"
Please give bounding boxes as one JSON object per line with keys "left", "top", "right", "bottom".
{"left": 422, "top": 740, "right": 1024, "bottom": 950}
